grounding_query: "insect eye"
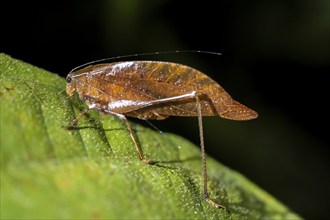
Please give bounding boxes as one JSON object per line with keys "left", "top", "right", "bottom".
{"left": 66, "top": 77, "right": 72, "bottom": 83}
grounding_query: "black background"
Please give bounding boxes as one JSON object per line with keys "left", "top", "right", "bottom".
{"left": 2, "top": 1, "right": 329, "bottom": 219}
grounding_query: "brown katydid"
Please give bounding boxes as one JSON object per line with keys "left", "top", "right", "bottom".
{"left": 65, "top": 60, "right": 258, "bottom": 210}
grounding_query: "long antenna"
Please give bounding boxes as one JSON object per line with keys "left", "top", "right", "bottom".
{"left": 70, "top": 50, "right": 222, "bottom": 73}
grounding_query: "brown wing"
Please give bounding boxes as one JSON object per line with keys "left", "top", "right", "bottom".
{"left": 70, "top": 61, "right": 257, "bottom": 120}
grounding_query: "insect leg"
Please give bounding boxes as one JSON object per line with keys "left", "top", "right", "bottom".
{"left": 195, "top": 95, "right": 227, "bottom": 210}
{"left": 102, "top": 110, "right": 150, "bottom": 164}
{"left": 64, "top": 108, "right": 90, "bottom": 129}
{"left": 145, "top": 91, "right": 197, "bottom": 106}
{"left": 140, "top": 119, "right": 163, "bottom": 134}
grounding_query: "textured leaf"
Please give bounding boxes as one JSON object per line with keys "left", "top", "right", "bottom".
{"left": 0, "top": 53, "right": 301, "bottom": 219}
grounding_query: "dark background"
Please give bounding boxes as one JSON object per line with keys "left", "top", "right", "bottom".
{"left": 2, "top": 1, "right": 329, "bottom": 219}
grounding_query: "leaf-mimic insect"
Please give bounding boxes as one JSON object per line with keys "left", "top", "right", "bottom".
{"left": 65, "top": 60, "right": 258, "bottom": 210}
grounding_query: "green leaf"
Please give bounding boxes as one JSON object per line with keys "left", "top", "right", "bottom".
{"left": 0, "top": 53, "right": 301, "bottom": 219}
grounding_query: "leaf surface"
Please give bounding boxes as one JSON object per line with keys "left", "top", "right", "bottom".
{"left": 0, "top": 53, "right": 300, "bottom": 219}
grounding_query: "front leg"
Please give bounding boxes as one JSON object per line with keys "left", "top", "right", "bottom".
{"left": 64, "top": 107, "right": 90, "bottom": 130}
{"left": 64, "top": 95, "right": 101, "bottom": 129}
